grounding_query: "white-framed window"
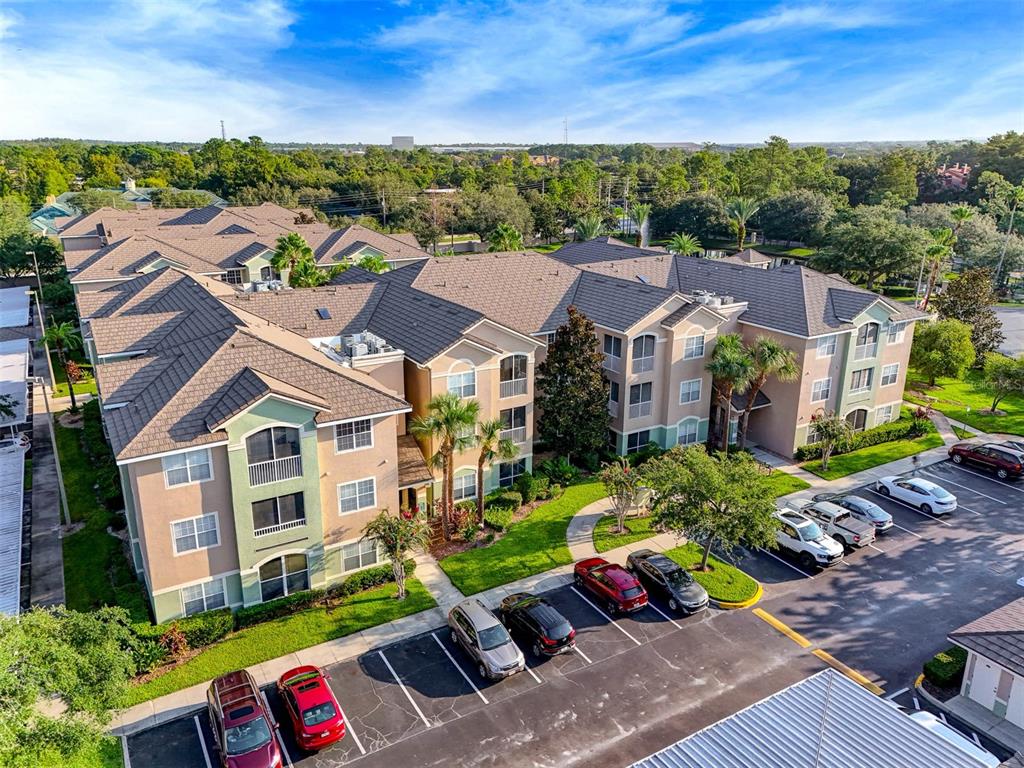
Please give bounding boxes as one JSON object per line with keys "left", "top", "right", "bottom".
{"left": 545, "top": 332, "right": 557, "bottom": 346}
{"left": 335, "top": 419, "right": 373, "bottom": 452}
{"left": 171, "top": 512, "right": 219, "bottom": 554}
{"left": 163, "top": 448, "right": 212, "bottom": 487}
{"left": 342, "top": 539, "right": 381, "bottom": 572}
{"left": 499, "top": 458, "right": 527, "bottom": 488}
{"left": 603, "top": 334, "right": 622, "bottom": 360}
{"left": 679, "top": 378, "right": 701, "bottom": 404}
{"left": 811, "top": 377, "right": 832, "bottom": 403}
{"left": 677, "top": 420, "right": 699, "bottom": 445}
{"left": 816, "top": 334, "right": 837, "bottom": 358}
{"left": 252, "top": 492, "right": 305, "bottom": 535}
{"left": 881, "top": 363, "right": 900, "bottom": 387}
{"left": 447, "top": 370, "right": 476, "bottom": 397}
{"left": 181, "top": 578, "right": 226, "bottom": 616}
{"left": 628, "top": 382, "right": 653, "bottom": 418}
{"left": 632, "top": 335, "right": 656, "bottom": 373}
{"left": 259, "top": 553, "right": 309, "bottom": 602}
{"left": 222, "top": 269, "right": 244, "bottom": 285}
{"left": 626, "top": 430, "right": 651, "bottom": 454}
{"left": 453, "top": 471, "right": 476, "bottom": 501}
{"left": 683, "top": 333, "right": 705, "bottom": 360}
{"left": 854, "top": 323, "right": 879, "bottom": 360}
{"left": 339, "top": 478, "right": 376, "bottom": 514}
{"left": 807, "top": 424, "right": 822, "bottom": 444}
{"left": 887, "top": 321, "right": 907, "bottom": 344}
{"left": 876, "top": 403, "right": 897, "bottom": 424}
{"left": 850, "top": 368, "right": 873, "bottom": 393}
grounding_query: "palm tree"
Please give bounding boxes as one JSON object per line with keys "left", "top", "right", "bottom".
{"left": 356, "top": 253, "right": 389, "bottom": 273}
{"left": 995, "top": 185, "right": 1024, "bottom": 287}
{"left": 725, "top": 197, "right": 760, "bottom": 251}
{"left": 667, "top": 232, "right": 702, "bottom": 257}
{"left": 630, "top": 203, "right": 652, "bottom": 248}
{"left": 950, "top": 205, "right": 974, "bottom": 235}
{"left": 474, "top": 418, "right": 519, "bottom": 525}
{"left": 705, "top": 334, "right": 753, "bottom": 451}
{"left": 44, "top": 321, "right": 83, "bottom": 413}
{"left": 488, "top": 223, "right": 524, "bottom": 252}
{"left": 271, "top": 232, "right": 314, "bottom": 280}
{"left": 574, "top": 212, "right": 604, "bottom": 241}
{"left": 409, "top": 393, "right": 481, "bottom": 540}
{"left": 737, "top": 336, "right": 799, "bottom": 448}
{"left": 921, "top": 227, "right": 956, "bottom": 310}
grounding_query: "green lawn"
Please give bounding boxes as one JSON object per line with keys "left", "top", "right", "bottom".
{"left": 905, "top": 368, "right": 1024, "bottom": 436}
{"left": 440, "top": 482, "right": 606, "bottom": 594}
{"left": 951, "top": 424, "right": 974, "bottom": 440}
{"left": 663, "top": 543, "right": 760, "bottom": 603}
{"left": 763, "top": 471, "right": 811, "bottom": 498}
{"left": 50, "top": 351, "right": 98, "bottom": 398}
{"left": 531, "top": 242, "right": 564, "bottom": 253}
{"left": 802, "top": 432, "right": 945, "bottom": 480}
{"left": 36, "top": 737, "right": 124, "bottom": 768}
{"left": 593, "top": 514, "right": 658, "bottom": 553}
{"left": 127, "top": 579, "right": 435, "bottom": 705}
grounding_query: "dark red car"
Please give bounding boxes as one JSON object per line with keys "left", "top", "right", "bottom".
{"left": 276, "top": 665, "right": 346, "bottom": 751}
{"left": 948, "top": 442, "right": 1024, "bottom": 480}
{"left": 573, "top": 557, "right": 648, "bottom": 614}
{"left": 206, "top": 669, "right": 282, "bottom": 768}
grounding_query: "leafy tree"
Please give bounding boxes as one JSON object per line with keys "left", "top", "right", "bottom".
{"left": 868, "top": 151, "right": 919, "bottom": 207}
{"left": 66, "top": 189, "right": 133, "bottom": 214}
{"left": 982, "top": 353, "right": 1024, "bottom": 413}
{"left": 536, "top": 305, "right": 609, "bottom": 461}
{"left": 0, "top": 197, "right": 29, "bottom": 242}
{"left": 650, "top": 194, "right": 731, "bottom": 242}
{"left": 474, "top": 419, "right": 518, "bottom": 524}
{"left": 630, "top": 202, "right": 652, "bottom": 248}
{"left": 271, "top": 232, "right": 313, "bottom": 281}
{"left": 921, "top": 227, "right": 956, "bottom": 309}
{"left": 725, "top": 197, "right": 761, "bottom": 250}
{"left": 600, "top": 456, "right": 642, "bottom": 534}
{"left": 911, "top": 318, "right": 976, "bottom": 385}
{"left": 44, "top": 321, "right": 82, "bottom": 412}
{"left": 808, "top": 410, "right": 853, "bottom": 471}
{"left": 488, "top": 222, "right": 524, "bottom": 252}
{"left": 0, "top": 393, "right": 18, "bottom": 422}
{"left": 976, "top": 130, "right": 1024, "bottom": 185}
{"left": 667, "top": 232, "right": 702, "bottom": 256}
{"left": 362, "top": 511, "right": 431, "bottom": 600}
{"left": 356, "top": 253, "right": 389, "bottom": 273}
{"left": 409, "top": 393, "right": 480, "bottom": 540}
{"left": 754, "top": 190, "right": 836, "bottom": 245}
{"left": 684, "top": 149, "right": 734, "bottom": 197}
{"left": 526, "top": 190, "right": 562, "bottom": 243}
{"left": 0, "top": 231, "right": 63, "bottom": 281}
{"left": 460, "top": 186, "right": 533, "bottom": 241}
{"left": 705, "top": 334, "right": 753, "bottom": 451}
{"left": 641, "top": 446, "right": 779, "bottom": 570}
{"left": 933, "top": 268, "right": 1005, "bottom": 360}
{"left": 995, "top": 184, "right": 1024, "bottom": 284}
{"left": 737, "top": 336, "right": 798, "bottom": 448}
{"left": 574, "top": 212, "right": 603, "bottom": 241}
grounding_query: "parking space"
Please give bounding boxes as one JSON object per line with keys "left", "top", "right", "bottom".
{"left": 126, "top": 713, "right": 212, "bottom": 768}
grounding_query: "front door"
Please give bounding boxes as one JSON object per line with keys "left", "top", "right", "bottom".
{"left": 995, "top": 669, "right": 1014, "bottom": 718}
{"left": 970, "top": 658, "right": 1002, "bottom": 711}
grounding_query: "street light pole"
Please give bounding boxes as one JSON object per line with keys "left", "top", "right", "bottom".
{"left": 28, "top": 289, "right": 56, "bottom": 396}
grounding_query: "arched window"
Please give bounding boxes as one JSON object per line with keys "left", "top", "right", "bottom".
{"left": 677, "top": 419, "right": 700, "bottom": 446}
{"left": 632, "top": 334, "right": 656, "bottom": 373}
{"left": 245, "top": 426, "right": 302, "bottom": 486}
{"left": 846, "top": 409, "right": 868, "bottom": 432}
{"left": 499, "top": 354, "right": 528, "bottom": 398}
{"left": 259, "top": 553, "right": 309, "bottom": 602}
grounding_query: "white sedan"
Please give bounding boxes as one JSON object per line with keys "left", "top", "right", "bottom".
{"left": 875, "top": 475, "right": 957, "bottom": 515}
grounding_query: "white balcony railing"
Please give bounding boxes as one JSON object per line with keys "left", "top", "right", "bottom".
{"left": 499, "top": 378, "right": 528, "bottom": 398}
{"left": 248, "top": 455, "right": 302, "bottom": 487}
{"left": 632, "top": 357, "right": 654, "bottom": 374}
{"left": 501, "top": 427, "right": 527, "bottom": 444}
{"left": 608, "top": 401, "right": 619, "bottom": 417}
{"left": 853, "top": 342, "right": 878, "bottom": 361}
{"left": 603, "top": 355, "right": 621, "bottom": 373}
{"left": 628, "top": 402, "right": 652, "bottom": 419}
{"left": 253, "top": 518, "right": 306, "bottom": 538}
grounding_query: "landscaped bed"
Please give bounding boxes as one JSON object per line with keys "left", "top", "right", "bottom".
{"left": 593, "top": 514, "right": 658, "bottom": 553}
{"left": 50, "top": 350, "right": 97, "bottom": 398}
{"left": 663, "top": 543, "right": 760, "bottom": 604}
{"left": 906, "top": 368, "right": 1024, "bottom": 436}
{"left": 802, "top": 432, "right": 945, "bottom": 480}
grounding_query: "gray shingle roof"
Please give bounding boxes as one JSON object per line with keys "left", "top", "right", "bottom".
{"left": 553, "top": 237, "right": 666, "bottom": 265}
{"left": 950, "top": 597, "right": 1024, "bottom": 677}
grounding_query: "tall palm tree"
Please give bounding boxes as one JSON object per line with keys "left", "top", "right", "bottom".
{"left": 737, "top": 336, "right": 799, "bottom": 448}
{"left": 950, "top": 205, "right": 974, "bottom": 235}
{"left": 995, "top": 185, "right": 1024, "bottom": 287}
{"left": 705, "top": 334, "right": 753, "bottom": 451}
{"left": 270, "top": 232, "right": 314, "bottom": 280}
{"left": 922, "top": 227, "right": 956, "bottom": 310}
{"left": 474, "top": 418, "right": 519, "bottom": 525}
{"left": 630, "top": 203, "right": 652, "bottom": 248}
{"left": 409, "top": 393, "right": 481, "bottom": 540}
{"left": 44, "top": 321, "right": 83, "bottom": 413}
{"left": 574, "top": 212, "right": 604, "bottom": 241}
{"left": 725, "top": 197, "right": 760, "bottom": 251}
{"left": 488, "top": 222, "right": 524, "bottom": 252}
{"left": 667, "top": 232, "right": 702, "bottom": 257}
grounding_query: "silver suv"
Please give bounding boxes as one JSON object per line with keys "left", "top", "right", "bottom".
{"left": 448, "top": 598, "right": 526, "bottom": 680}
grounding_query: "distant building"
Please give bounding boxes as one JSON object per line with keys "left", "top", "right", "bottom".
{"left": 391, "top": 136, "right": 414, "bottom": 150}
{"left": 936, "top": 162, "right": 972, "bottom": 191}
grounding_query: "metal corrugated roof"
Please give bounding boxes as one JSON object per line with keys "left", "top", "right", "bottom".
{"left": 630, "top": 670, "right": 989, "bottom": 768}
{"left": 0, "top": 441, "right": 27, "bottom": 616}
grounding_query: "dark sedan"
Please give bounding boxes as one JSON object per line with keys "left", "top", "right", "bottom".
{"left": 626, "top": 549, "right": 709, "bottom": 614}
{"left": 498, "top": 593, "right": 576, "bottom": 657}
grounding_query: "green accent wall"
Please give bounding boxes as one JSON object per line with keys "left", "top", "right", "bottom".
{"left": 613, "top": 419, "right": 710, "bottom": 454}
{"left": 152, "top": 573, "right": 244, "bottom": 624}
{"left": 118, "top": 465, "right": 144, "bottom": 575}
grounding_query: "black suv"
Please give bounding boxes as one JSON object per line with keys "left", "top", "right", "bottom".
{"left": 626, "top": 549, "right": 709, "bottom": 614}
{"left": 497, "top": 592, "right": 575, "bottom": 657}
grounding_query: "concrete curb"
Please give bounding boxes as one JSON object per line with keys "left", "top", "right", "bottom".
{"left": 913, "top": 678, "right": 1020, "bottom": 757}
{"left": 711, "top": 581, "right": 764, "bottom": 610}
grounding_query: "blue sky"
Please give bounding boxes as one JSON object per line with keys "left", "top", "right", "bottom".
{"left": 0, "top": 0, "right": 1021, "bottom": 144}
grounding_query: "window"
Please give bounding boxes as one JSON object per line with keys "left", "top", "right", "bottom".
{"left": 339, "top": 478, "right": 376, "bottom": 514}
{"left": 876, "top": 404, "right": 897, "bottom": 424}
{"left": 181, "top": 579, "right": 226, "bottom": 616}
{"left": 447, "top": 369, "right": 476, "bottom": 397}
{"left": 632, "top": 335, "right": 656, "bottom": 373}
{"left": 259, "top": 554, "right": 308, "bottom": 602}
{"left": 609, "top": 381, "right": 620, "bottom": 403}
{"left": 335, "top": 419, "right": 373, "bottom": 452}
{"left": 683, "top": 333, "right": 705, "bottom": 360}
{"left": 163, "top": 449, "right": 212, "bottom": 487}
{"left": 846, "top": 408, "right": 868, "bottom": 432}
{"left": 499, "top": 354, "right": 528, "bottom": 397}
{"left": 252, "top": 492, "right": 305, "bottom": 535}
{"left": 499, "top": 458, "right": 527, "bottom": 488}
{"left": 626, "top": 430, "right": 651, "bottom": 454}
{"left": 545, "top": 332, "right": 557, "bottom": 346}
{"left": 342, "top": 539, "right": 380, "bottom": 572}
{"left": 850, "top": 368, "right": 873, "bottom": 393}
{"left": 811, "top": 377, "right": 832, "bottom": 403}
{"left": 171, "top": 513, "right": 219, "bottom": 554}
{"left": 679, "top": 378, "right": 701, "bottom": 404}
{"left": 887, "top": 321, "right": 907, "bottom": 344}
{"left": 807, "top": 424, "right": 822, "bottom": 445}
{"left": 453, "top": 471, "right": 476, "bottom": 501}
{"left": 259, "top": 265, "right": 280, "bottom": 282}
{"left": 500, "top": 406, "right": 527, "bottom": 442}
{"left": 816, "top": 334, "right": 837, "bottom": 358}
{"left": 603, "top": 335, "right": 622, "bottom": 371}
{"left": 854, "top": 323, "right": 879, "bottom": 360}
{"left": 221, "top": 268, "right": 244, "bottom": 285}
{"left": 246, "top": 426, "right": 300, "bottom": 464}
{"left": 881, "top": 363, "right": 899, "bottom": 387}
{"left": 628, "top": 382, "right": 653, "bottom": 418}
{"left": 677, "top": 420, "right": 699, "bottom": 445}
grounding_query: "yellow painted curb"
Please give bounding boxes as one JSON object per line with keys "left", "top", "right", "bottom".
{"left": 752, "top": 607, "right": 812, "bottom": 648}
{"left": 713, "top": 581, "right": 764, "bottom": 610}
{"left": 915, "top": 673, "right": 925, "bottom": 688}
{"left": 813, "top": 649, "right": 885, "bottom": 695}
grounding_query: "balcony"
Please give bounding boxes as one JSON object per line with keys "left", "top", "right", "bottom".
{"left": 608, "top": 401, "right": 619, "bottom": 417}
{"left": 253, "top": 517, "right": 306, "bottom": 538}
{"left": 603, "top": 355, "right": 621, "bottom": 373}
{"left": 248, "top": 455, "right": 302, "bottom": 487}
{"left": 628, "top": 402, "right": 652, "bottom": 419}
{"left": 632, "top": 357, "right": 654, "bottom": 374}
{"left": 499, "top": 378, "right": 528, "bottom": 398}
{"left": 501, "top": 427, "right": 527, "bottom": 444}
{"left": 853, "top": 342, "right": 878, "bottom": 361}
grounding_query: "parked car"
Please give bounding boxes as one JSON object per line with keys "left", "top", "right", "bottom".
{"left": 448, "top": 598, "right": 526, "bottom": 680}
{"left": 788, "top": 500, "right": 876, "bottom": 551}
{"left": 276, "top": 665, "right": 345, "bottom": 751}
{"left": 207, "top": 670, "right": 282, "bottom": 768}
{"left": 573, "top": 557, "right": 648, "bottom": 614}
{"left": 875, "top": 475, "right": 957, "bottom": 515}
{"left": 626, "top": 549, "right": 709, "bottom": 614}
{"left": 907, "top": 711, "right": 999, "bottom": 767}
{"left": 497, "top": 592, "right": 576, "bottom": 657}
{"left": 772, "top": 510, "right": 844, "bottom": 570}
{"left": 813, "top": 493, "right": 893, "bottom": 533}
{"left": 948, "top": 442, "right": 1024, "bottom": 480}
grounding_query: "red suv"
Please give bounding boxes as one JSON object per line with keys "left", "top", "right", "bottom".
{"left": 574, "top": 557, "right": 648, "bottom": 614}
{"left": 276, "top": 665, "right": 346, "bottom": 751}
{"left": 948, "top": 442, "right": 1024, "bottom": 480}
{"left": 207, "top": 670, "right": 282, "bottom": 768}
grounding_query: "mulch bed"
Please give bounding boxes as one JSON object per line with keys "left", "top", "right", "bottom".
{"left": 922, "top": 678, "right": 960, "bottom": 703}
{"left": 428, "top": 499, "right": 546, "bottom": 560}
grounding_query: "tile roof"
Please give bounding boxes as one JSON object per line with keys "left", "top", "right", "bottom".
{"left": 723, "top": 248, "right": 773, "bottom": 265}
{"left": 950, "top": 597, "right": 1024, "bottom": 677}
{"left": 312, "top": 224, "right": 429, "bottom": 265}
{"left": 203, "top": 367, "right": 332, "bottom": 431}
{"left": 551, "top": 237, "right": 667, "bottom": 265}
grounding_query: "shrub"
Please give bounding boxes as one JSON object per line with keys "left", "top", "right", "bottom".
{"left": 131, "top": 638, "right": 168, "bottom": 674}
{"left": 923, "top": 646, "right": 968, "bottom": 688}
{"left": 159, "top": 622, "right": 189, "bottom": 660}
{"left": 548, "top": 483, "right": 563, "bottom": 499}
{"left": 483, "top": 506, "right": 514, "bottom": 532}
{"left": 533, "top": 475, "right": 551, "bottom": 499}
{"left": 492, "top": 490, "right": 523, "bottom": 509}
{"left": 538, "top": 456, "right": 580, "bottom": 485}
{"left": 134, "top": 607, "right": 234, "bottom": 648}
{"left": 515, "top": 472, "right": 540, "bottom": 503}
{"left": 449, "top": 502, "right": 472, "bottom": 533}
{"left": 330, "top": 560, "right": 415, "bottom": 599}
{"left": 234, "top": 589, "right": 326, "bottom": 629}
{"left": 795, "top": 412, "right": 932, "bottom": 461}
{"left": 626, "top": 442, "right": 663, "bottom": 467}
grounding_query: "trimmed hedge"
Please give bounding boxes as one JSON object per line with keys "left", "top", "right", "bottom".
{"left": 491, "top": 490, "right": 523, "bottom": 509}
{"left": 923, "top": 646, "right": 968, "bottom": 688}
{"left": 131, "top": 608, "right": 235, "bottom": 673}
{"left": 81, "top": 400, "right": 124, "bottom": 510}
{"left": 796, "top": 412, "right": 930, "bottom": 461}
{"left": 483, "top": 506, "right": 514, "bottom": 532}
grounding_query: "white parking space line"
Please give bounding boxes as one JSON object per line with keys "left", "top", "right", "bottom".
{"left": 755, "top": 547, "right": 816, "bottom": 579}
{"left": 570, "top": 586, "right": 642, "bottom": 646}
{"left": 922, "top": 471, "right": 1007, "bottom": 503}
{"left": 573, "top": 644, "right": 593, "bottom": 664}
{"left": 524, "top": 664, "right": 543, "bottom": 684}
{"left": 378, "top": 650, "right": 432, "bottom": 729}
{"left": 262, "top": 691, "right": 293, "bottom": 768}
{"left": 885, "top": 687, "right": 910, "bottom": 700}
{"left": 946, "top": 463, "right": 1024, "bottom": 494}
{"left": 193, "top": 715, "right": 213, "bottom": 768}
{"left": 937, "top": 711, "right": 948, "bottom": 724}
{"left": 646, "top": 601, "right": 682, "bottom": 629}
{"left": 837, "top": 559, "right": 853, "bottom": 567}
{"left": 955, "top": 503, "right": 982, "bottom": 515}
{"left": 912, "top": 695, "right": 921, "bottom": 710}
{"left": 430, "top": 632, "right": 489, "bottom": 705}
{"left": 121, "top": 735, "right": 132, "bottom": 768}
{"left": 868, "top": 543, "right": 885, "bottom": 553}
{"left": 891, "top": 522, "right": 923, "bottom": 539}
{"left": 336, "top": 704, "right": 366, "bottom": 755}
{"left": 865, "top": 489, "right": 953, "bottom": 526}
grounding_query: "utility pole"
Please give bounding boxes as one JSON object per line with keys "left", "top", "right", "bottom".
{"left": 220, "top": 120, "right": 226, "bottom": 141}
{"left": 26, "top": 252, "right": 55, "bottom": 392}
{"left": 622, "top": 177, "right": 630, "bottom": 235}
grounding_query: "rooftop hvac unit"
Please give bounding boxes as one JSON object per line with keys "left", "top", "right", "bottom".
{"left": 720, "top": 295, "right": 734, "bottom": 305}
{"left": 350, "top": 342, "right": 369, "bottom": 357}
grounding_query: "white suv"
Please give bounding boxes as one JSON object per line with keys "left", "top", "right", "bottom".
{"left": 772, "top": 510, "right": 844, "bottom": 570}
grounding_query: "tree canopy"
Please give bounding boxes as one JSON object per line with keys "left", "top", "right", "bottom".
{"left": 911, "top": 318, "right": 977, "bottom": 385}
